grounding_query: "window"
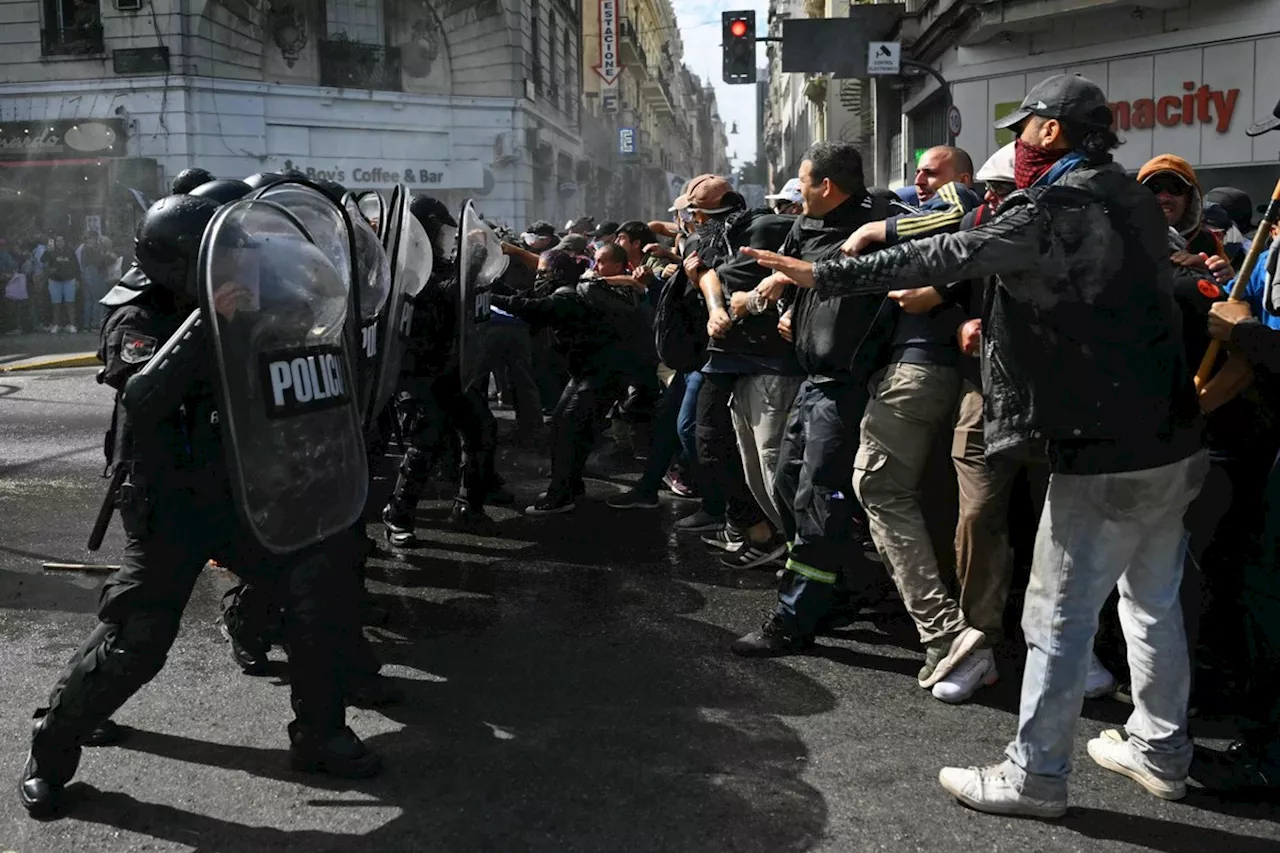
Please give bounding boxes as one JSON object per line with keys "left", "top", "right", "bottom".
{"left": 325, "top": 0, "right": 384, "bottom": 44}
{"left": 562, "top": 30, "right": 575, "bottom": 119}
{"left": 42, "top": 0, "right": 103, "bottom": 56}
{"left": 548, "top": 10, "right": 558, "bottom": 102}
{"left": 530, "top": 0, "right": 542, "bottom": 91}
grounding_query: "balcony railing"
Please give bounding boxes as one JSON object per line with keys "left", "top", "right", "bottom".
{"left": 617, "top": 17, "right": 648, "bottom": 71}
{"left": 318, "top": 39, "right": 402, "bottom": 91}
{"left": 42, "top": 23, "right": 104, "bottom": 57}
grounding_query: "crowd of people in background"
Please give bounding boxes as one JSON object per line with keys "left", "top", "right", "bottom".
{"left": 439, "top": 73, "right": 1280, "bottom": 812}
{"left": 0, "top": 230, "right": 125, "bottom": 336}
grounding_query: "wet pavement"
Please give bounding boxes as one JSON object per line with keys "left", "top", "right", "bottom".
{"left": 1, "top": 367, "right": 1278, "bottom": 852}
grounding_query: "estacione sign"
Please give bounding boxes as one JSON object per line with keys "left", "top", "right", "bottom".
{"left": 1109, "top": 81, "right": 1239, "bottom": 133}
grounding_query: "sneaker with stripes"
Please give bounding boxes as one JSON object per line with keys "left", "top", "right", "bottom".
{"left": 720, "top": 537, "right": 787, "bottom": 569}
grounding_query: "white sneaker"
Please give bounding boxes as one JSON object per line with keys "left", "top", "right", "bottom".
{"left": 1085, "top": 652, "right": 1117, "bottom": 699}
{"left": 932, "top": 647, "right": 998, "bottom": 703}
{"left": 919, "top": 626, "right": 986, "bottom": 689}
{"left": 938, "top": 762, "right": 1067, "bottom": 819}
{"left": 48, "top": 325, "right": 60, "bottom": 334}
{"left": 65, "top": 324, "right": 77, "bottom": 334}
{"left": 1087, "top": 729, "right": 1186, "bottom": 800}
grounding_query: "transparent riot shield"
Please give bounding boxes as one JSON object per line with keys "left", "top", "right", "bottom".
{"left": 369, "top": 185, "right": 433, "bottom": 423}
{"left": 350, "top": 214, "right": 393, "bottom": 423}
{"left": 353, "top": 191, "right": 387, "bottom": 237}
{"left": 457, "top": 200, "right": 509, "bottom": 392}
{"left": 198, "top": 199, "right": 368, "bottom": 554}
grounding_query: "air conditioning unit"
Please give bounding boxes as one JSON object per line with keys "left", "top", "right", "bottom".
{"left": 117, "top": 0, "right": 143, "bottom": 10}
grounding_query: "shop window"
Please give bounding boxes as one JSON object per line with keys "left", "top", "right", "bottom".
{"left": 42, "top": 0, "right": 103, "bottom": 56}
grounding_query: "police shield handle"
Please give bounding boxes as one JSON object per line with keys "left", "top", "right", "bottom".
{"left": 1195, "top": 176, "right": 1280, "bottom": 392}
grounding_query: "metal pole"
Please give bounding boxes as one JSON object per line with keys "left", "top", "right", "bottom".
{"left": 900, "top": 58, "right": 954, "bottom": 147}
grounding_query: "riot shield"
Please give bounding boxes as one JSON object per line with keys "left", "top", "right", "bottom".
{"left": 456, "top": 200, "right": 509, "bottom": 392}
{"left": 368, "top": 185, "right": 433, "bottom": 423}
{"left": 350, "top": 214, "right": 393, "bottom": 422}
{"left": 198, "top": 199, "right": 368, "bottom": 554}
{"left": 354, "top": 191, "right": 387, "bottom": 237}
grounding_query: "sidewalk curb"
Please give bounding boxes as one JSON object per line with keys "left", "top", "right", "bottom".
{"left": 0, "top": 353, "right": 100, "bottom": 373}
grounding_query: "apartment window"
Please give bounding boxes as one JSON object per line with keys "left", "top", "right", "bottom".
{"left": 562, "top": 30, "right": 576, "bottom": 119}
{"left": 325, "top": 0, "right": 384, "bottom": 43}
{"left": 531, "top": 0, "right": 542, "bottom": 91}
{"left": 548, "top": 10, "right": 558, "bottom": 102}
{"left": 42, "top": 0, "right": 103, "bottom": 56}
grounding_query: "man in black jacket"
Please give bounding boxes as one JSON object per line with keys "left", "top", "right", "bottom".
{"left": 731, "top": 141, "right": 909, "bottom": 654}
{"left": 747, "top": 75, "right": 1208, "bottom": 818}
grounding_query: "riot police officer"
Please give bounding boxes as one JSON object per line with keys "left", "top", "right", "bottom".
{"left": 20, "top": 195, "right": 381, "bottom": 819}
{"left": 382, "top": 195, "right": 508, "bottom": 544}
{"left": 171, "top": 167, "right": 214, "bottom": 194}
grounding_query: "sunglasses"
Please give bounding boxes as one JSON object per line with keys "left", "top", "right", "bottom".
{"left": 1146, "top": 178, "right": 1189, "bottom": 197}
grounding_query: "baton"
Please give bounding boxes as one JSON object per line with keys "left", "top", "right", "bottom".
{"left": 87, "top": 464, "right": 127, "bottom": 552}
{"left": 1195, "top": 177, "right": 1280, "bottom": 390}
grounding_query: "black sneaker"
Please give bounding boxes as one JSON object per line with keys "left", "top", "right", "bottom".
{"left": 525, "top": 494, "right": 576, "bottom": 516}
{"left": 381, "top": 500, "right": 418, "bottom": 547}
{"left": 673, "top": 509, "right": 725, "bottom": 534}
{"left": 720, "top": 537, "right": 787, "bottom": 569}
{"left": 731, "top": 614, "right": 815, "bottom": 657}
{"left": 606, "top": 489, "right": 660, "bottom": 510}
{"left": 701, "top": 525, "right": 746, "bottom": 552}
{"left": 289, "top": 725, "right": 382, "bottom": 779}
{"left": 1191, "top": 741, "right": 1280, "bottom": 794}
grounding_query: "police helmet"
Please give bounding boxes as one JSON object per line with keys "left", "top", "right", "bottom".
{"left": 134, "top": 195, "right": 221, "bottom": 299}
{"left": 277, "top": 168, "right": 310, "bottom": 182}
{"left": 409, "top": 194, "right": 460, "bottom": 261}
{"left": 313, "top": 179, "right": 347, "bottom": 205}
{"left": 243, "top": 171, "right": 286, "bottom": 191}
{"left": 171, "top": 168, "right": 215, "bottom": 194}
{"left": 189, "top": 178, "right": 253, "bottom": 205}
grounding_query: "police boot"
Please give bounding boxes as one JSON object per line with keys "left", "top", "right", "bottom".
{"left": 381, "top": 498, "right": 418, "bottom": 547}
{"left": 220, "top": 589, "right": 271, "bottom": 676}
{"left": 20, "top": 713, "right": 82, "bottom": 818}
{"left": 288, "top": 723, "right": 382, "bottom": 779}
{"left": 449, "top": 502, "right": 497, "bottom": 533}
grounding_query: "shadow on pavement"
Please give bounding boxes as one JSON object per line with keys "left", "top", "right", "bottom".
{"left": 1062, "top": 806, "right": 1279, "bottom": 852}
{"left": 71, "top": 552, "right": 837, "bottom": 851}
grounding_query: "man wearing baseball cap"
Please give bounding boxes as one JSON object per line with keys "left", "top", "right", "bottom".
{"left": 744, "top": 73, "right": 1208, "bottom": 817}
{"left": 670, "top": 174, "right": 737, "bottom": 215}
{"left": 764, "top": 178, "right": 804, "bottom": 215}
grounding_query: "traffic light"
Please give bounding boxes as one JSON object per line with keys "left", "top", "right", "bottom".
{"left": 722, "top": 11, "right": 756, "bottom": 85}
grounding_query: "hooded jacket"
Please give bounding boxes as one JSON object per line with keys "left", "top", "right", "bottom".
{"left": 809, "top": 160, "right": 1202, "bottom": 475}
{"left": 1137, "top": 154, "right": 1224, "bottom": 259}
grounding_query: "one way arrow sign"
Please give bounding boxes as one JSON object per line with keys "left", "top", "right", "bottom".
{"left": 593, "top": 0, "right": 625, "bottom": 85}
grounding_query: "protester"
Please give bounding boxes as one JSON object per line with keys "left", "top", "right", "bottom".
{"left": 764, "top": 178, "right": 804, "bottom": 215}
{"left": 44, "top": 235, "right": 80, "bottom": 334}
{"left": 1139, "top": 154, "right": 1224, "bottom": 259}
{"left": 745, "top": 74, "right": 1208, "bottom": 816}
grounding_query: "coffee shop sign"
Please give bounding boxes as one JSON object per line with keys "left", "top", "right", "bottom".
{"left": 281, "top": 159, "right": 478, "bottom": 187}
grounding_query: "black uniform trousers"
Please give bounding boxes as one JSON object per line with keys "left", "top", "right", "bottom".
{"left": 695, "top": 373, "right": 765, "bottom": 529}
{"left": 546, "top": 373, "right": 625, "bottom": 501}
{"left": 392, "top": 371, "right": 497, "bottom": 511}
{"left": 33, "top": 479, "right": 358, "bottom": 785}
{"left": 772, "top": 379, "right": 874, "bottom": 636}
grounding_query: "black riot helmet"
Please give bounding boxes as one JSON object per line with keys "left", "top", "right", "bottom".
{"left": 171, "top": 168, "right": 215, "bottom": 194}
{"left": 189, "top": 178, "right": 253, "bottom": 205}
{"left": 134, "top": 194, "right": 221, "bottom": 300}
{"left": 409, "top": 194, "right": 459, "bottom": 262}
{"left": 243, "top": 171, "right": 286, "bottom": 191}
{"left": 277, "top": 168, "right": 310, "bottom": 182}
{"left": 313, "top": 178, "right": 347, "bottom": 205}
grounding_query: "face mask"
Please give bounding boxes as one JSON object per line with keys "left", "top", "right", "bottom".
{"left": 1013, "top": 138, "right": 1070, "bottom": 190}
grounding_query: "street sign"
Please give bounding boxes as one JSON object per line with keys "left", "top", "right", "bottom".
{"left": 602, "top": 91, "right": 619, "bottom": 113}
{"left": 947, "top": 105, "right": 962, "bottom": 137}
{"left": 593, "top": 0, "right": 624, "bottom": 85}
{"left": 867, "top": 41, "right": 901, "bottom": 76}
{"left": 618, "top": 127, "right": 637, "bottom": 156}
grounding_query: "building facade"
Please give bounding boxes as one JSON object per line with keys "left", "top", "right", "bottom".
{"left": 578, "top": 0, "right": 731, "bottom": 221}
{"left": 884, "top": 0, "right": 1280, "bottom": 201}
{"left": 0, "top": 0, "right": 588, "bottom": 244}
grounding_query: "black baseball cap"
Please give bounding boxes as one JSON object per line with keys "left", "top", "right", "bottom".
{"left": 1247, "top": 97, "right": 1280, "bottom": 137}
{"left": 1204, "top": 187, "right": 1255, "bottom": 230}
{"left": 594, "top": 220, "right": 620, "bottom": 239}
{"left": 994, "top": 74, "right": 1112, "bottom": 132}
{"left": 526, "top": 220, "right": 556, "bottom": 237}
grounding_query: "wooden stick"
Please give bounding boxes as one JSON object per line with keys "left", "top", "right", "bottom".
{"left": 1195, "top": 176, "right": 1280, "bottom": 390}
{"left": 43, "top": 562, "right": 120, "bottom": 573}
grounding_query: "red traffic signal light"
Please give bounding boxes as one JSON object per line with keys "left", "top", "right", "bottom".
{"left": 722, "top": 10, "right": 756, "bottom": 84}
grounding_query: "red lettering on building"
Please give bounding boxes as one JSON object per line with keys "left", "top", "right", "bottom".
{"left": 1108, "top": 82, "right": 1239, "bottom": 133}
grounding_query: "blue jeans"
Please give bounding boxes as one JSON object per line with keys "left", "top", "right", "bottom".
{"left": 635, "top": 372, "right": 690, "bottom": 497}
{"left": 678, "top": 371, "right": 723, "bottom": 516}
{"left": 1006, "top": 450, "right": 1208, "bottom": 793}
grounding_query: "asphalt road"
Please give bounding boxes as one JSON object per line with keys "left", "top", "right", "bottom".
{"left": 1, "top": 368, "right": 1278, "bottom": 852}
